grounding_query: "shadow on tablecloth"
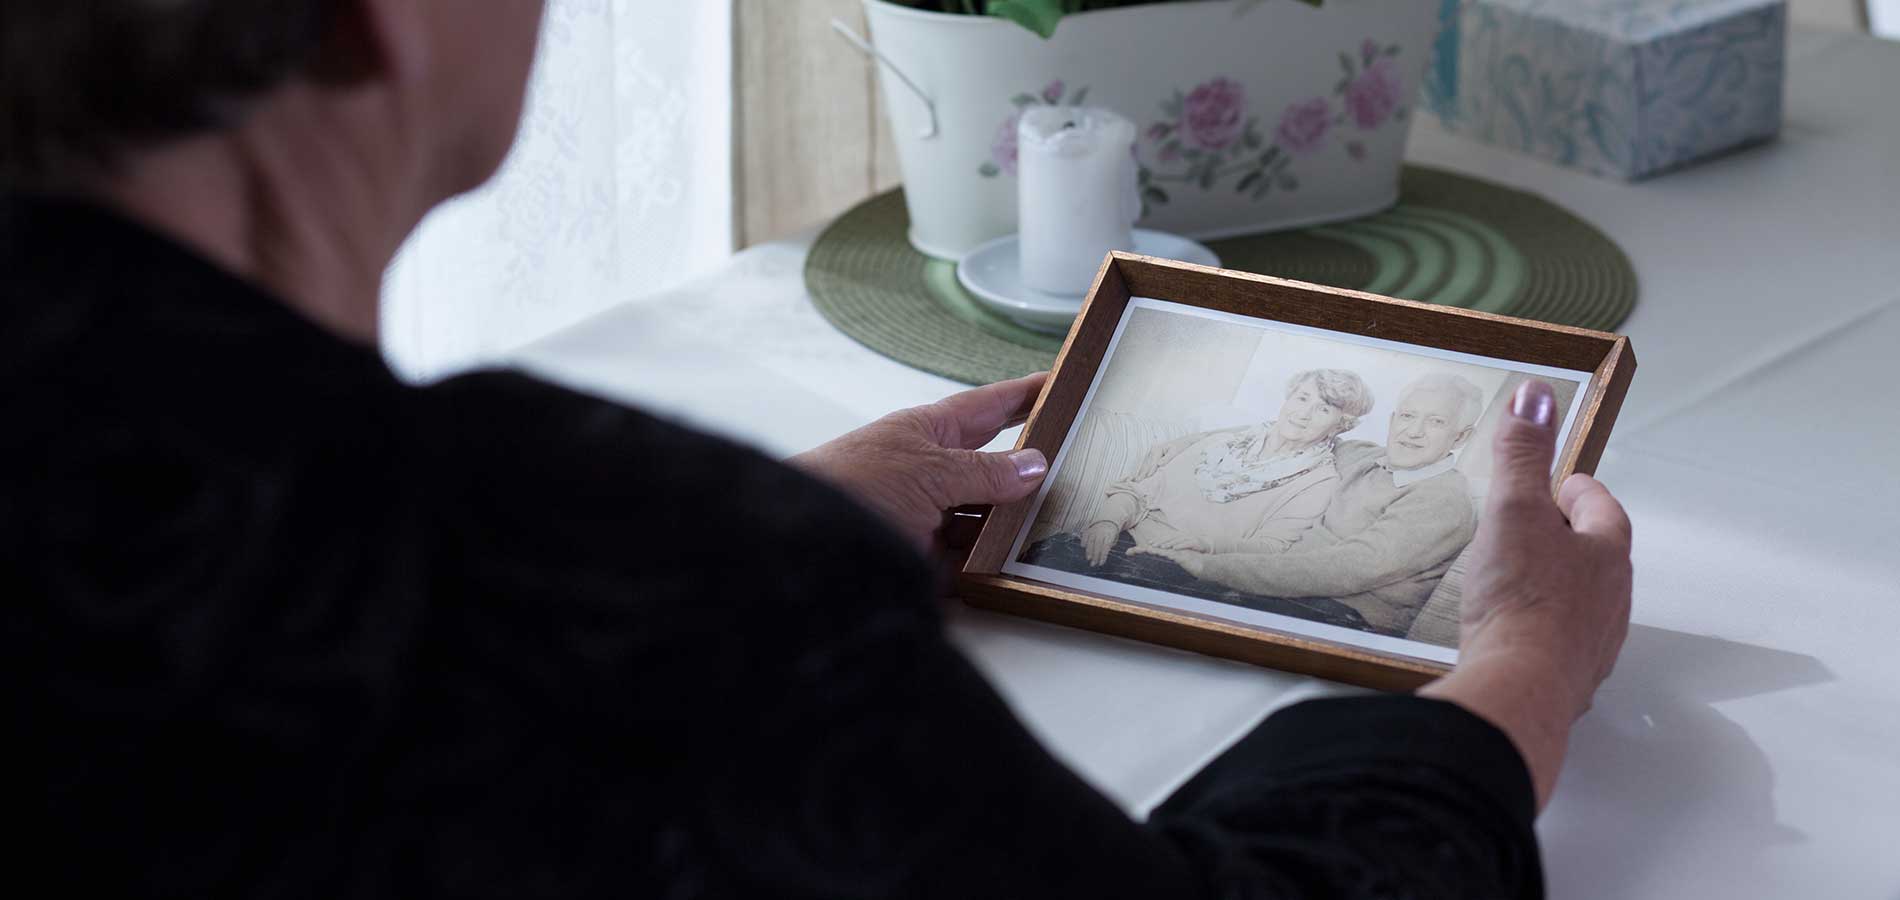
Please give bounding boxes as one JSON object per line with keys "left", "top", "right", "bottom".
{"left": 1539, "top": 625, "right": 1831, "bottom": 898}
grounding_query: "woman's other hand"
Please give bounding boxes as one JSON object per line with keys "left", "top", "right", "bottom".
{"left": 1081, "top": 521, "right": 1121, "bottom": 566}
{"left": 1131, "top": 443, "right": 1178, "bottom": 481}
{"left": 1420, "top": 379, "right": 1633, "bottom": 810}
{"left": 1131, "top": 432, "right": 1202, "bottom": 480}
{"left": 793, "top": 373, "right": 1050, "bottom": 552}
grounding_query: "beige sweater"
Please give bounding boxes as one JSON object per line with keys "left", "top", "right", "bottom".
{"left": 1091, "top": 432, "right": 1339, "bottom": 554}
{"left": 1193, "top": 440, "right": 1478, "bottom": 634}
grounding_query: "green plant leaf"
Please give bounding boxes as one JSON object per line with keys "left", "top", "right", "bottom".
{"left": 1143, "top": 185, "right": 1171, "bottom": 205}
{"left": 1277, "top": 174, "right": 1300, "bottom": 190}
{"left": 1011, "top": 93, "right": 1039, "bottom": 108}
{"left": 931, "top": 0, "right": 1326, "bottom": 40}
{"left": 1339, "top": 52, "right": 1355, "bottom": 75}
{"left": 1239, "top": 0, "right": 1324, "bottom": 12}
{"left": 1236, "top": 170, "right": 1263, "bottom": 193}
{"left": 1068, "top": 86, "right": 1090, "bottom": 106}
{"left": 987, "top": 0, "right": 1066, "bottom": 39}
{"left": 978, "top": 162, "right": 1001, "bottom": 177}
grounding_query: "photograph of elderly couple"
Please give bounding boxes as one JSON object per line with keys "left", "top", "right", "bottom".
{"left": 1004, "top": 299, "right": 1590, "bottom": 662}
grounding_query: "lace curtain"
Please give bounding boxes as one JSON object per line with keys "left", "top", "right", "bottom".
{"left": 380, "top": 0, "right": 734, "bottom": 381}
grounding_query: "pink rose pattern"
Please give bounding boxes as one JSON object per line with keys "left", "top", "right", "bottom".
{"left": 979, "top": 39, "right": 1405, "bottom": 201}
{"left": 988, "top": 112, "right": 1021, "bottom": 176}
{"left": 978, "top": 80, "right": 1090, "bottom": 177}
{"left": 1275, "top": 97, "right": 1333, "bottom": 157}
{"left": 1181, "top": 77, "right": 1247, "bottom": 150}
{"left": 1345, "top": 57, "right": 1404, "bottom": 130}
{"left": 1135, "top": 38, "right": 1407, "bottom": 207}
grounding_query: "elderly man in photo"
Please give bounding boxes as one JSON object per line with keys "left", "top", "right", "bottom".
{"left": 1136, "top": 372, "right": 1487, "bottom": 635}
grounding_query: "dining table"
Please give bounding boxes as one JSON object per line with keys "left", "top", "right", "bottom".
{"left": 503, "top": 27, "right": 1900, "bottom": 899}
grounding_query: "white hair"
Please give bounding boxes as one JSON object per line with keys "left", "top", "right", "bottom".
{"left": 1396, "top": 373, "right": 1486, "bottom": 432}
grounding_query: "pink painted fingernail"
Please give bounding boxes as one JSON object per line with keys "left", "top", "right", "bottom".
{"left": 1511, "top": 380, "right": 1555, "bottom": 429}
{"left": 1009, "top": 449, "right": 1048, "bottom": 482}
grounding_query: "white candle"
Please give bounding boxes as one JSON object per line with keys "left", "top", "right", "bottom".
{"left": 1017, "top": 106, "right": 1139, "bottom": 295}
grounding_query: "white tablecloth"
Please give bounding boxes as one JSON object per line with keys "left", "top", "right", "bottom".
{"left": 507, "top": 29, "right": 1900, "bottom": 899}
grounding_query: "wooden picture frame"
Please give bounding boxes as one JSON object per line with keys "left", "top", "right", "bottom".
{"left": 958, "top": 252, "right": 1636, "bottom": 691}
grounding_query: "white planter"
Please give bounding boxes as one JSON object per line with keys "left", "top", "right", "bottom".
{"left": 857, "top": 0, "right": 1442, "bottom": 260}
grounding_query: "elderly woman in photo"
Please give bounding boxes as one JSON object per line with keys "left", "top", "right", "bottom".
{"left": 1137, "top": 372, "right": 1491, "bottom": 636}
{"left": 1022, "top": 369, "right": 1374, "bottom": 595}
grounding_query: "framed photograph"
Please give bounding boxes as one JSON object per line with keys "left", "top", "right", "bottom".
{"left": 959, "top": 253, "right": 1636, "bottom": 690}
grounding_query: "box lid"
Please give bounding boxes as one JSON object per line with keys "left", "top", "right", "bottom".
{"left": 1483, "top": 0, "right": 1782, "bottom": 41}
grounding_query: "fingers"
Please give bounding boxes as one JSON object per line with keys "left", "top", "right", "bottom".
{"left": 999, "top": 372, "right": 1050, "bottom": 430}
{"left": 1133, "top": 450, "right": 1161, "bottom": 480}
{"left": 926, "top": 372, "right": 1050, "bottom": 450}
{"left": 1485, "top": 380, "right": 1562, "bottom": 519}
{"left": 1559, "top": 473, "right": 1633, "bottom": 547}
{"left": 930, "top": 447, "right": 1049, "bottom": 509}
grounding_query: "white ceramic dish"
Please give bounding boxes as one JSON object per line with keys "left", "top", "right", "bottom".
{"left": 956, "top": 229, "right": 1220, "bottom": 333}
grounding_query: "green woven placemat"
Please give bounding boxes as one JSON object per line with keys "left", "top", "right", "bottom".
{"left": 807, "top": 165, "right": 1636, "bottom": 386}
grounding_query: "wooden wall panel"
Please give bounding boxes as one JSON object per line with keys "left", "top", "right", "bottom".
{"left": 735, "top": 0, "right": 902, "bottom": 248}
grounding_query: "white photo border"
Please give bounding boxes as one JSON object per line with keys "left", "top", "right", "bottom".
{"left": 1001, "top": 296, "right": 1597, "bottom": 666}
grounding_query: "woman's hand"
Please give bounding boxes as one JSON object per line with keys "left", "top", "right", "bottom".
{"left": 1131, "top": 442, "right": 1182, "bottom": 481}
{"left": 1081, "top": 521, "right": 1121, "bottom": 566}
{"left": 1419, "top": 380, "right": 1633, "bottom": 811}
{"left": 1131, "top": 432, "right": 1206, "bottom": 479}
{"left": 792, "top": 373, "right": 1051, "bottom": 552}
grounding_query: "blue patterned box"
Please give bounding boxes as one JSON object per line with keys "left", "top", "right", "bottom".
{"left": 1422, "top": 0, "right": 1787, "bottom": 179}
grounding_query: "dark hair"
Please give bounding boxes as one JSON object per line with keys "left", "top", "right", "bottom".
{"left": 1, "top": 0, "right": 334, "bottom": 186}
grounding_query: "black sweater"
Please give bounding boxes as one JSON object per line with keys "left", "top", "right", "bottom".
{"left": 1, "top": 195, "right": 1542, "bottom": 898}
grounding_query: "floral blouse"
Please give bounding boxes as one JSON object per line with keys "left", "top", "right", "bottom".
{"left": 1195, "top": 423, "right": 1336, "bottom": 503}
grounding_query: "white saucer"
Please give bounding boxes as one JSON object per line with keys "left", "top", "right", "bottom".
{"left": 956, "top": 230, "right": 1221, "bottom": 333}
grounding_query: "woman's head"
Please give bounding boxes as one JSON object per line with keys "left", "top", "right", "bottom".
{"left": 1274, "top": 369, "right": 1374, "bottom": 447}
{"left": 1, "top": 0, "right": 546, "bottom": 197}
